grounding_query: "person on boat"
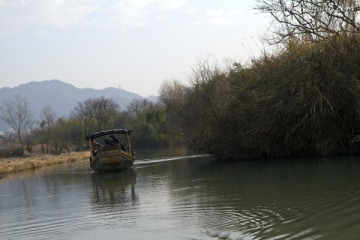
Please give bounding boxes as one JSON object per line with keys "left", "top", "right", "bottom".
{"left": 104, "top": 138, "right": 111, "bottom": 145}
{"left": 120, "top": 144, "right": 125, "bottom": 151}
{"left": 109, "top": 135, "right": 119, "bottom": 145}
{"left": 102, "top": 138, "right": 115, "bottom": 151}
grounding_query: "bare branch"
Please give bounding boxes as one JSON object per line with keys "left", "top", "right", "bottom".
{"left": 255, "top": 0, "right": 360, "bottom": 44}
{"left": 0, "top": 95, "right": 33, "bottom": 150}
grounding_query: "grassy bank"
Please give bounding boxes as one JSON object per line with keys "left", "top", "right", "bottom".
{"left": 0, "top": 152, "right": 89, "bottom": 175}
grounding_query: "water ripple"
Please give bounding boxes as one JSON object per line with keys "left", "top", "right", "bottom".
{"left": 2, "top": 156, "right": 360, "bottom": 239}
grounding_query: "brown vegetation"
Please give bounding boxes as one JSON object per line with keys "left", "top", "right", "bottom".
{"left": 0, "top": 152, "right": 89, "bottom": 175}
{"left": 159, "top": 1, "right": 360, "bottom": 159}
{"left": 160, "top": 34, "right": 360, "bottom": 159}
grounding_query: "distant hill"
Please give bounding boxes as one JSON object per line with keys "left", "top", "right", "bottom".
{"left": 0, "top": 80, "right": 149, "bottom": 132}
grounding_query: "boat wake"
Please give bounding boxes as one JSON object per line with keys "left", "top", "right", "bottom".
{"left": 134, "top": 154, "right": 211, "bottom": 167}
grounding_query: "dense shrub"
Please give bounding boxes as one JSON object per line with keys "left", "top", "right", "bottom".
{"left": 0, "top": 147, "right": 24, "bottom": 158}
{"left": 161, "top": 34, "right": 360, "bottom": 158}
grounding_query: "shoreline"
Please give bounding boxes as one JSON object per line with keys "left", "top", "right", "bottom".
{"left": 0, "top": 152, "right": 89, "bottom": 176}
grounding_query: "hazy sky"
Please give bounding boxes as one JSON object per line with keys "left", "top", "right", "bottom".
{"left": 0, "top": 0, "right": 271, "bottom": 97}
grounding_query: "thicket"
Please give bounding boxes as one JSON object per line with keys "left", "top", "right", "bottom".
{"left": 160, "top": 34, "right": 360, "bottom": 158}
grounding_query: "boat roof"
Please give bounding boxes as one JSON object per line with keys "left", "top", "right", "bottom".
{"left": 85, "top": 129, "right": 132, "bottom": 140}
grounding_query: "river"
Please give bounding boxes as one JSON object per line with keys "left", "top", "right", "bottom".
{"left": 1, "top": 150, "right": 360, "bottom": 240}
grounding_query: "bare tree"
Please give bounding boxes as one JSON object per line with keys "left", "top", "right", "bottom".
{"left": 0, "top": 95, "right": 33, "bottom": 151}
{"left": 71, "top": 97, "right": 119, "bottom": 130}
{"left": 126, "top": 99, "right": 152, "bottom": 120}
{"left": 159, "top": 80, "right": 188, "bottom": 119}
{"left": 40, "top": 106, "right": 57, "bottom": 153}
{"left": 256, "top": 0, "right": 360, "bottom": 43}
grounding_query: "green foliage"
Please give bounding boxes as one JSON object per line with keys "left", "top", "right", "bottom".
{"left": 161, "top": 34, "right": 360, "bottom": 158}
{"left": 132, "top": 122, "right": 168, "bottom": 149}
{"left": 128, "top": 99, "right": 170, "bottom": 149}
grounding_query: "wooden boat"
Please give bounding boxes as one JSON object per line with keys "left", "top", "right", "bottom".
{"left": 85, "top": 129, "right": 135, "bottom": 172}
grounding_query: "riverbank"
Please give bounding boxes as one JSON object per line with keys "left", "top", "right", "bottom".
{"left": 0, "top": 152, "right": 89, "bottom": 176}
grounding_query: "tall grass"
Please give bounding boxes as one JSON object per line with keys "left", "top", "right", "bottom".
{"left": 241, "top": 35, "right": 360, "bottom": 157}
{"left": 161, "top": 34, "right": 360, "bottom": 158}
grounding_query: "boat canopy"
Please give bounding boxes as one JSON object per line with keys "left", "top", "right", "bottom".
{"left": 85, "top": 129, "right": 133, "bottom": 140}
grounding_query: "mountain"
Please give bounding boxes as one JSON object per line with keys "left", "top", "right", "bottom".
{"left": 0, "top": 80, "right": 146, "bottom": 132}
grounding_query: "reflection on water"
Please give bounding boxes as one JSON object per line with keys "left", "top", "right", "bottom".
{"left": 1, "top": 154, "right": 360, "bottom": 239}
{"left": 91, "top": 169, "right": 137, "bottom": 204}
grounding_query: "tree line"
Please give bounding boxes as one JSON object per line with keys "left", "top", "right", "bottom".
{"left": 0, "top": 96, "right": 175, "bottom": 157}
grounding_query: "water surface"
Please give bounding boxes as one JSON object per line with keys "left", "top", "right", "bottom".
{"left": 1, "top": 154, "right": 360, "bottom": 239}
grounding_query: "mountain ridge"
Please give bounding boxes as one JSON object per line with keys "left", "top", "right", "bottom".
{"left": 0, "top": 79, "right": 151, "bottom": 132}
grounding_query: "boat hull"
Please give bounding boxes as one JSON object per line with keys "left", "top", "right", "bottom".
{"left": 90, "top": 149, "right": 134, "bottom": 172}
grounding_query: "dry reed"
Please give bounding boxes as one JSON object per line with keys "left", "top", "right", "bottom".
{"left": 0, "top": 152, "right": 89, "bottom": 175}
{"left": 161, "top": 34, "right": 360, "bottom": 158}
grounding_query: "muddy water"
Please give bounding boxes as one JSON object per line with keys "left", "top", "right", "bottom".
{"left": 1, "top": 153, "right": 360, "bottom": 239}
